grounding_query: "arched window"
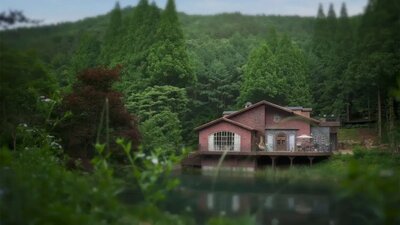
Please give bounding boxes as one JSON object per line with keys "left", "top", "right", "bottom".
{"left": 208, "top": 131, "right": 240, "bottom": 151}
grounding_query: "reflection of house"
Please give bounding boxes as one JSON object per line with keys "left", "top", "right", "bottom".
{"left": 197, "top": 191, "right": 331, "bottom": 224}
{"left": 186, "top": 101, "right": 339, "bottom": 170}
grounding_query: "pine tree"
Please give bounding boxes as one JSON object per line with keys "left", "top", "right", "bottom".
{"left": 327, "top": 3, "right": 337, "bottom": 33}
{"left": 105, "top": 2, "right": 122, "bottom": 42}
{"left": 331, "top": 3, "right": 354, "bottom": 118}
{"left": 276, "top": 35, "right": 312, "bottom": 106}
{"left": 127, "top": 0, "right": 160, "bottom": 56}
{"left": 239, "top": 43, "right": 283, "bottom": 104}
{"left": 69, "top": 33, "right": 100, "bottom": 85}
{"left": 310, "top": 4, "right": 329, "bottom": 115}
{"left": 116, "top": 0, "right": 161, "bottom": 94}
{"left": 146, "top": 0, "right": 194, "bottom": 87}
{"left": 349, "top": 0, "right": 400, "bottom": 140}
{"left": 100, "top": 2, "right": 123, "bottom": 66}
{"left": 312, "top": 3, "right": 327, "bottom": 54}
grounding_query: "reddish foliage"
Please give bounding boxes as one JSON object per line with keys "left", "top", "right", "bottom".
{"left": 57, "top": 67, "right": 140, "bottom": 161}
{"left": 76, "top": 66, "right": 121, "bottom": 91}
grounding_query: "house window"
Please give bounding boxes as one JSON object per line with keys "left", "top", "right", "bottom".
{"left": 208, "top": 131, "right": 240, "bottom": 151}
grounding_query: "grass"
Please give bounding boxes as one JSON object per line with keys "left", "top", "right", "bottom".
{"left": 256, "top": 147, "right": 400, "bottom": 183}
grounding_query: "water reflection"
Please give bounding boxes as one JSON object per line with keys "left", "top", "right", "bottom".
{"left": 163, "top": 172, "right": 338, "bottom": 225}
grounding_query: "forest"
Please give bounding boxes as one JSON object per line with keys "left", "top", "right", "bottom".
{"left": 0, "top": 0, "right": 399, "bottom": 224}
{"left": 2, "top": 0, "right": 399, "bottom": 150}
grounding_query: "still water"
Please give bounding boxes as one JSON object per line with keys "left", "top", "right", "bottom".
{"left": 161, "top": 171, "right": 363, "bottom": 225}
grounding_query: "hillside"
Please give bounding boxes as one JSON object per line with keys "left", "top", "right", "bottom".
{"left": 0, "top": 7, "right": 316, "bottom": 62}
{"left": 1, "top": 0, "right": 397, "bottom": 152}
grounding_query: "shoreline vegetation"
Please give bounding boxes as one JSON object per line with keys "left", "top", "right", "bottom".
{"left": 1, "top": 144, "right": 399, "bottom": 224}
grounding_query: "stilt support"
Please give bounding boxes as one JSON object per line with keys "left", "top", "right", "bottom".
{"left": 270, "top": 156, "right": 277, "bottom": 170}
{"left": 308, "top": 157, "right": 314, "bottom": 166}
{"left": 289, "top": 157, "right": 295, "bottom": 167}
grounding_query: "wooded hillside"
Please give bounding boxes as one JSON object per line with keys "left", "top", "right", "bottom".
{"left": 1, "top": 0, "right": 399, "bottom": 148}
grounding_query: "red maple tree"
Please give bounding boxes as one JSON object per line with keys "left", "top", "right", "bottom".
{"left": 57, "top": 67, "right": 140, "bottom": 163}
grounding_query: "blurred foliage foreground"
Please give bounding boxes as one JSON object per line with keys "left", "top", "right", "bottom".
{"left": 1, "top": 145, "right": 399, "bottom": 225}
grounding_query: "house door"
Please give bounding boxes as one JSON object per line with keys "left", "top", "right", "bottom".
{"left": 276, "top": 133, "right": 287, "bottom": 151}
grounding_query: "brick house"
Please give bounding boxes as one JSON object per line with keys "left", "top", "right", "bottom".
{"left": 188, "top": 100, "right": 339, "bottom": 170}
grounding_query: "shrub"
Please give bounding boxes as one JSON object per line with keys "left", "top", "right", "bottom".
{"left": 56, "top": 67, "right": 140, "bottom": 162}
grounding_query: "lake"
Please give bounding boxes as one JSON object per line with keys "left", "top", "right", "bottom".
{"left": 160, "top": 170, "right": 372, "bottom": 225}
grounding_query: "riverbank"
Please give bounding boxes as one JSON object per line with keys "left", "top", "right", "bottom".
{"left": 166, "top": 147, "right": 400, "bottom": 224}
{"left": 255, "top": 147, "right": 400, "bottom": 181}
{"left": 1, "top": 146, "right": 399, "bottom": 224}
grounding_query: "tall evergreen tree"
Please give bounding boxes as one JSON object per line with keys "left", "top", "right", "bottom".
{"left": 239, "top": 43, "right": 283, "bottom": 104}
{"left": 332, "top": 3, "right": 354, "bottom": 118}
{"left": 146, "top": 0, "right": 194, "bottom": 87}
{"left": 348, "top": 0, "right": 400, "bottom": 139}
{"left": 310, "top": 3, "right": 347, "bottom": 116}
{"left": 117, "top": 0, "right": 161, "bottom": 94}
{"left": 326, "top": 3, "right": 337, "bottom": 35}
{"left": 126, "top": 0, "right": 160, "bottom": 59}
{"left": 275, "top": 35, "right": 312, "bottom": 106}
{"left": 312, "top": 3, "right": 327, "bottom": 54}
{"left": 69, "top": 33, "right": 100, "bottom": 86}
{"left": 100, "top": 2, "right": 123, "bottom": 66}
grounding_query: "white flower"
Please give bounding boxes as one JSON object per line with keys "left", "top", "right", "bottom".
{"left": 379, "top": 169, "right": 394, "bottom": 177}
{"left": 151, "top": 157, "right": 159, "bottom": 165}
{"left": 51, "top": 142, "right": 62, "bottom": 149}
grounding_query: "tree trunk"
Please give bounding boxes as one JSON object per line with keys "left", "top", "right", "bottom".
{"left": 368, "top": 97, "right": 371, "bottom": 121}
{"left": 11, "top": 130, "right": 16, "bottom": 151}
{"left": 387, "top": 98, "right": 395, "bottom": 151}
{"left": 377, "top": 88, "right": 382, "bottom": 143}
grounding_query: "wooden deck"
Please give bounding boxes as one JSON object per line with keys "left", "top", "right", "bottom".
{"left": 196, "top": 151, "right": 332, "bottom": 157}
{"left": 182, "top": 150, "right": 333, "bottom": 169}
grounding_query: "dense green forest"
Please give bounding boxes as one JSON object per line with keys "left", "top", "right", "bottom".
{"left": 1, "top": 0, "right": 400, "bottom": 224}
{"left": 1, "top": 0, "right": 399, "bottom": 152}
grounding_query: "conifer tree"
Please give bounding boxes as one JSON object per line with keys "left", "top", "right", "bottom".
{"left": 348, "top": 0, "right": 400, "bottom": 139}
{"left": 146, "top": 0, "right": 194, "bottom": 87}
{"left": 275, "top": 35, "right": 312, "bottom": 106}
{"left": 127, "top": 0, "right": 160, "bottom": 57}
{"left": 117, "top": 0, "right": 161, "bottom": 94}
{"left": 100, "top": 2, "right": 123, "bottom": 66}
{"left": 327, "top": 4, "right": 337, "bottom": 32}
{"left": 239, "top": 43, "right": 283, "bottom": 104}
{"left": 69, "top": 33, "right": 100, "bottom": 85}
{"left": 310, "top": 3, "right": 344, "bottom": 116}
{"left": 312, "top": 3, "right": 327, "bottom": 54}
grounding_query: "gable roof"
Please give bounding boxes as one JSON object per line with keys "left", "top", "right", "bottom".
{"left": 195, "top": 117, "right": 255, "bottom": 131}
{"left": 226, "top": 100, "right": 320, "bottom": 124}
{"left": 195, "top": 100, "right": 320, "bottom": 131}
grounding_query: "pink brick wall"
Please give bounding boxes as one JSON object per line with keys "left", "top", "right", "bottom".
{"left": 228, "top": 104, "right": 266, "bottom": 134}
{"left": 265, "top": 107, "right": 310, "bottom": 135}
{"left": 198, "top": 121, "right": 253, "bottom": 152}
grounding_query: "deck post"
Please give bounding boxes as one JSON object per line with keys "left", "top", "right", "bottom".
{"left": 308, "top": 157, "right": 314, "bottom": 166}
{"left": 270, "top": 156, "right": 277, "bottom": 170}
{"left": 289, "top": 157, "right": 295, "bottom": 167}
